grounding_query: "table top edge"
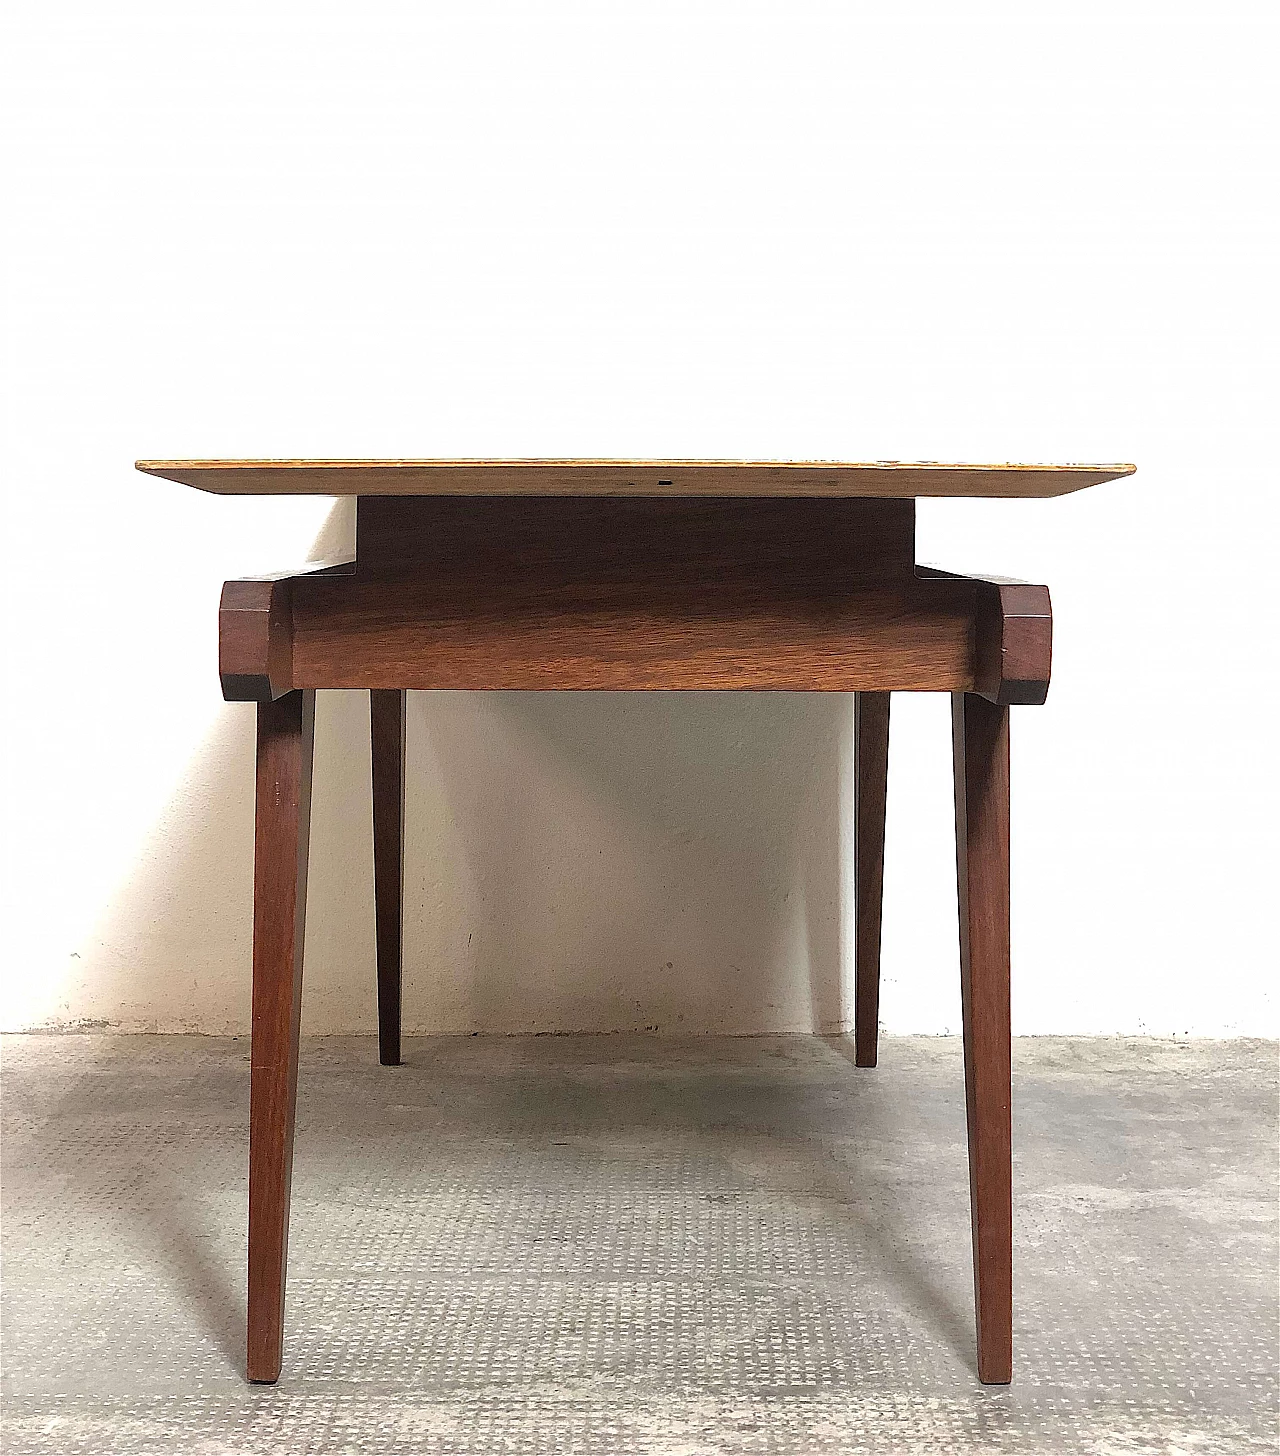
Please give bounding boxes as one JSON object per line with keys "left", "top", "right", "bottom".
{"left": 135, "top": 459, "right": 1136, "bottom": 499}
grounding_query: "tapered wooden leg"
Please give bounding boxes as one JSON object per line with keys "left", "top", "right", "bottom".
{"left": 854, "top": 691, "right": 891, "bottom": 1066}
{"left": 952, "top": 691, "right": 1012, "bottom": 1385}
{"left": 247, "top": 689, "right": 315, "bottom": 1384}
{"left": 370, "top": 689, "right": 407, "bottom": 1067}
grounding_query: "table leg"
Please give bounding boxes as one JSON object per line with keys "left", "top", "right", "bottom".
{"left": 952, "top": 691, "right": 1013, "bottom": 1384}
{"left": 854, "top": 691, "right": 891, "bottom": 1066}
{"left": 247, "top": 689, "right": 315, "bottom": 1383}
{"left": 370, "top": 689, "right": 407, "bottom": 1067}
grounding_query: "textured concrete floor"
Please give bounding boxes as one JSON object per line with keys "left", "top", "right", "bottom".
{"left": 1, "top": 1035, "right": 1276, "bottom": 1455}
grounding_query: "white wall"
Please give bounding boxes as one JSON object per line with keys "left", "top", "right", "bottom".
{"left": 3, "top": 0, "right": 1275, "bottom": 1037}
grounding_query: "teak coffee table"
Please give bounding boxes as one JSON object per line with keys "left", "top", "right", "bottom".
{"left": 137, "top": 458, "right": 1134, "bottom": 1385}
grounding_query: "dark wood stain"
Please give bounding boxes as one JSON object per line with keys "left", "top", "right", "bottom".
{"left": 370, "top": 689, "right": 406, "bottom": 1068}
{"left": 208, "top": 485, "right": 1075, "bottom": 1386}
{"left": 247, "top": 689, "right": 315, "bottom": 1384}
{"left": 854, "top": 692, "right": 891, "bottom": 1067}
{"left": 952, "top": 691, "right": 1013, "bottom": 1385}
{"left": 291, "top": 497, "right": 971, "bottom": 692}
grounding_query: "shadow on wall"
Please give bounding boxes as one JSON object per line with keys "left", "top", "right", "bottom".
{"left": 64, "top": 502, "right": 856, "bottom": 1036}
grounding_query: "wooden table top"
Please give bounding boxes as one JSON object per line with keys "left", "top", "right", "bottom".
{"left": 136, "top": 459, "right": 1134, "bottom": 499}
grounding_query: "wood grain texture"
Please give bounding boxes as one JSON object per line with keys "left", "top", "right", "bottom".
{"left": 920, "top": 570, "right": 1052, "bottom": 706}
{"left": 218, "top": 504, "right": 1053, "bottom": 701}
{"left": 952, "top": 691, "right": 1013, "bottom": 1385}
{"left": 137, "top": 458, "right": 1135, "bottom": 499}
{"left": 288, "top": 496, "right": 970, "bottom": 691}
{"left": 220, "top": 560, "right": 354, "bottom": 702}
{"left": 247, "top": 690, "right": 315, "bottom": 1384}
{"left": 853, "top": 692, "right": 891, "bottom": 1068}
{"left": 370, "top": 689, "right": 406, "bottom": 1068}
{"left": 290, "top": 580, "right": 975, "bottom": 692}
{"left": 216, "top": 502, "right": 1059, "bottom": 701}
